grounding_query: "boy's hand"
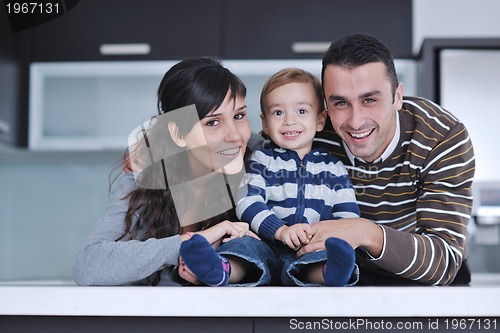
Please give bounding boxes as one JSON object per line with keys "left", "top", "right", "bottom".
{"left": 275, "top": 224, "right": 313, "bottom": 251}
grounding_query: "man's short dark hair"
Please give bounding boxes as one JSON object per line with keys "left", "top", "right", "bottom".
{"left": 321, "top": 34, "right": 399, "bottom": 95}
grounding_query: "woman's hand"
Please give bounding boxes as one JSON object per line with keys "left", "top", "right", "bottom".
{"left": 220, "top": 222, "right": 260, "bottom": 243}
{"left": 184, "top": 220, "right": 260, "bottom": 248}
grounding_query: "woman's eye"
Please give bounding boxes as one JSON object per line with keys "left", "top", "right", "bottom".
{"left": 234, "top": 112, "right": 246, "bottom": 120}
{"left": 205, "top": 119, "right": 220, "bottom": 127}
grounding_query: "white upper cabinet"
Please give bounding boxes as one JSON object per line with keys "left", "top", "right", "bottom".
{"left": 29, "top": 61, "right": 175, "bottom": 150}
{"left": 28, "top": 59, "right": 416, "bottom": 151}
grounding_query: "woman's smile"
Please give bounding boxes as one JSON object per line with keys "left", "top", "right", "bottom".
{"left": 217, "top": 146, "right": 241, "bottom": 156}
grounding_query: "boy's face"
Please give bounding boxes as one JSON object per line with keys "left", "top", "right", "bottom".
{"left": 261, "top": 82, "right": 326, "bottom": 159}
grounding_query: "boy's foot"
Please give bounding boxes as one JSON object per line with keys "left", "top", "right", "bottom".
{"left": 179, "top": 234, "right": 231, "bottom": 286}
{"left": 323, "top": 237, "right": 355, "bottom": 286}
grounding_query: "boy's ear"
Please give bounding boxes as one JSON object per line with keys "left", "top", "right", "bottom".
{"left": 168, "top": 122, "right": 187, "bottom": 148}
{"left": 260, "top": 113, "right": 268, "bottom": 135}
{"left": 316, "top": 108, "right": 327, "bottom": 132}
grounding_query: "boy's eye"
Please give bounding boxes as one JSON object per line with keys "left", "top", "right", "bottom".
{"left": 298, "top": 109, "right": 307, "bottom": 115}
{"left": 272, "top": 110, "right": 283, "bottom": 116}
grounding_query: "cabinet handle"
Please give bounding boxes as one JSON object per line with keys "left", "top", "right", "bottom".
{"left": 99, "top": 43, "right": 151, "bottom": 56}
{"left": 291, "top": 42, "right": 331, "bottom": 54}
{"left": 0, "top": 119, "right": 10, "bottom": 134}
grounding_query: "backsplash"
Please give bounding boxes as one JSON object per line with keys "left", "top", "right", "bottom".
{"left": 0, "top": 147, "right": 123, "bottom": 280}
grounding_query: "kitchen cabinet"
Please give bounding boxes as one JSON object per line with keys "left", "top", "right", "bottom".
{"left": 28, "top": 61, "right": 176, "bottom": 150}
{"left": 30, "top": 0, "right": 412, "bottom": 62}
{"left": 27, "top": 60, "right": 321, "bottom": 150}
{"left": 418, "top": 38, "right": 500, "bottom": 183}
{"left": 5, "top": 0, "right": 415, "bottom": 149}
{"left": 418, "top": 38, "right": 500, "bottom": 102}
{"left": 223, "top": 0, "right": 413, "bottom": 59}
{"left": 30, "top": 0, "right": 222, "bottom": 61}
{"left": 0, "top": 7, "right": 29, "bottom": 147}
{"left": 27, "top": 59, "right": 416, "bottom": 151}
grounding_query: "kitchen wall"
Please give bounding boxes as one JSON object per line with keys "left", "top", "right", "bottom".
{"left": 1, "top": 1, "right": 500, "bottom": 280}
{"left": 413, "top": 0, "right": 500, "bottom": 53}
{"left": 0, "top": 149, "right": 122, "bottom": 280}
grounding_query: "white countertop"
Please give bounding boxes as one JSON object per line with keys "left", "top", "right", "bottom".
{"left": 1, "top": 275, "right": 499, "bottom": 317}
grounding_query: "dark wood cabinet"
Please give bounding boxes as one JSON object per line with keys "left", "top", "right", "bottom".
{"left": 31, "top": 0, "right": 222, "bottom": 61}
{"left": 1, "top": 316, "right": 253, "bottom": 333}
{"left": 223, "top": 0, "right": 413, "bottom": 59}
{"left": 30, "top": 0, "right": 413, "bottom": 62}
{"left": 0, "top": 8, "right": 29, "bottom": 147}
{"left": 1, "top": 0, "right": 414, "bottom": 148}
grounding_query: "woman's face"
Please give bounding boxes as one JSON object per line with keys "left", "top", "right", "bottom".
{"left": 181, "top": 90, "right": 251, "bottom": 177}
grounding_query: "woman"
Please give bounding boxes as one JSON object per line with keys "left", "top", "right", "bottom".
{"left": 74, "top": 57, "right": 274, "bottom": 286}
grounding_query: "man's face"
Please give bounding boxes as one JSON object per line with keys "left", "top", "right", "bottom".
{"left": 323, "top": 62, "right": 403, "bottom": 162}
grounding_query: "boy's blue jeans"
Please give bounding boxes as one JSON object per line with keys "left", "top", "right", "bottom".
{"left": 216, "top": 236, "right": 359, "bottom": 286}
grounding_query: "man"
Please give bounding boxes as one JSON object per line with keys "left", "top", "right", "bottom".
{"left": 302, "top": 34, "right": 475, "bottom": 286}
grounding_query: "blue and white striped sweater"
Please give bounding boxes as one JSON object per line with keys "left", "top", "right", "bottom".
{"left": 236, "top": 142, "right": 360, "bottom": 241}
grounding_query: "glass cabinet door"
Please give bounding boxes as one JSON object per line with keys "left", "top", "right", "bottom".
{"left": 29, "top": 61, "right": 176, "bottom": 150}
{"left": 29, "top": 59, "right": 416, "bottom": 151}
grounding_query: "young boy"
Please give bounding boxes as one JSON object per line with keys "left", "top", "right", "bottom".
{"left": 180, "top": 68, "right": 360, "bottom": 286}
{"left": 236, "top": 68, "right": 361, "bottom": 286}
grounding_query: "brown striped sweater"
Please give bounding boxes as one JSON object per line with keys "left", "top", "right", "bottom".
{"left": 315, "top": 96, "right": 475, "bottom": 286}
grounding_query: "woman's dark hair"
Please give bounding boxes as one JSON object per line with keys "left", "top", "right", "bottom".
{"left": 157, "top": 57, "right": 246, "bottom": 136}
{"left": 119, "top": 57, "right": 247, "bottom": 241}
{"left": 321, "top": 34, "right": 399, "bottom": 96}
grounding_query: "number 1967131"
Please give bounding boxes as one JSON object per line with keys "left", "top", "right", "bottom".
{"left": 6, "top": 2, "right": 60, "bottom": 14}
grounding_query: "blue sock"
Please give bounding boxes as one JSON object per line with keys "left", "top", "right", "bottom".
{"left": 323, "top": 237, "right": 355, "bottom": 287}
{"left": 179, "top": 234, "right": 231, "bottom": 286}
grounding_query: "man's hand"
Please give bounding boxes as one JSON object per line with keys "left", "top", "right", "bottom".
{"left": 296, "top": 218, "right": 384, "bottom": 257}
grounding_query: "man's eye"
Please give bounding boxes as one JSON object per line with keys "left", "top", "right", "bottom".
{"left": 364, "top": 98, "right": 376, "bottom": 104}
{"left": 334, "top": 101, "right": 347, "bottom": 107}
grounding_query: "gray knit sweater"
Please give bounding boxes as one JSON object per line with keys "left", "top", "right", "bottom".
{"left": 73, "top": 172, "right": 183, "bottom": 286}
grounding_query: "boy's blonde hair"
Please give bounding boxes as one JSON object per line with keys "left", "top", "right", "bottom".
{"left": 260, "top": 68, "right": 324, "bottom": 116}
